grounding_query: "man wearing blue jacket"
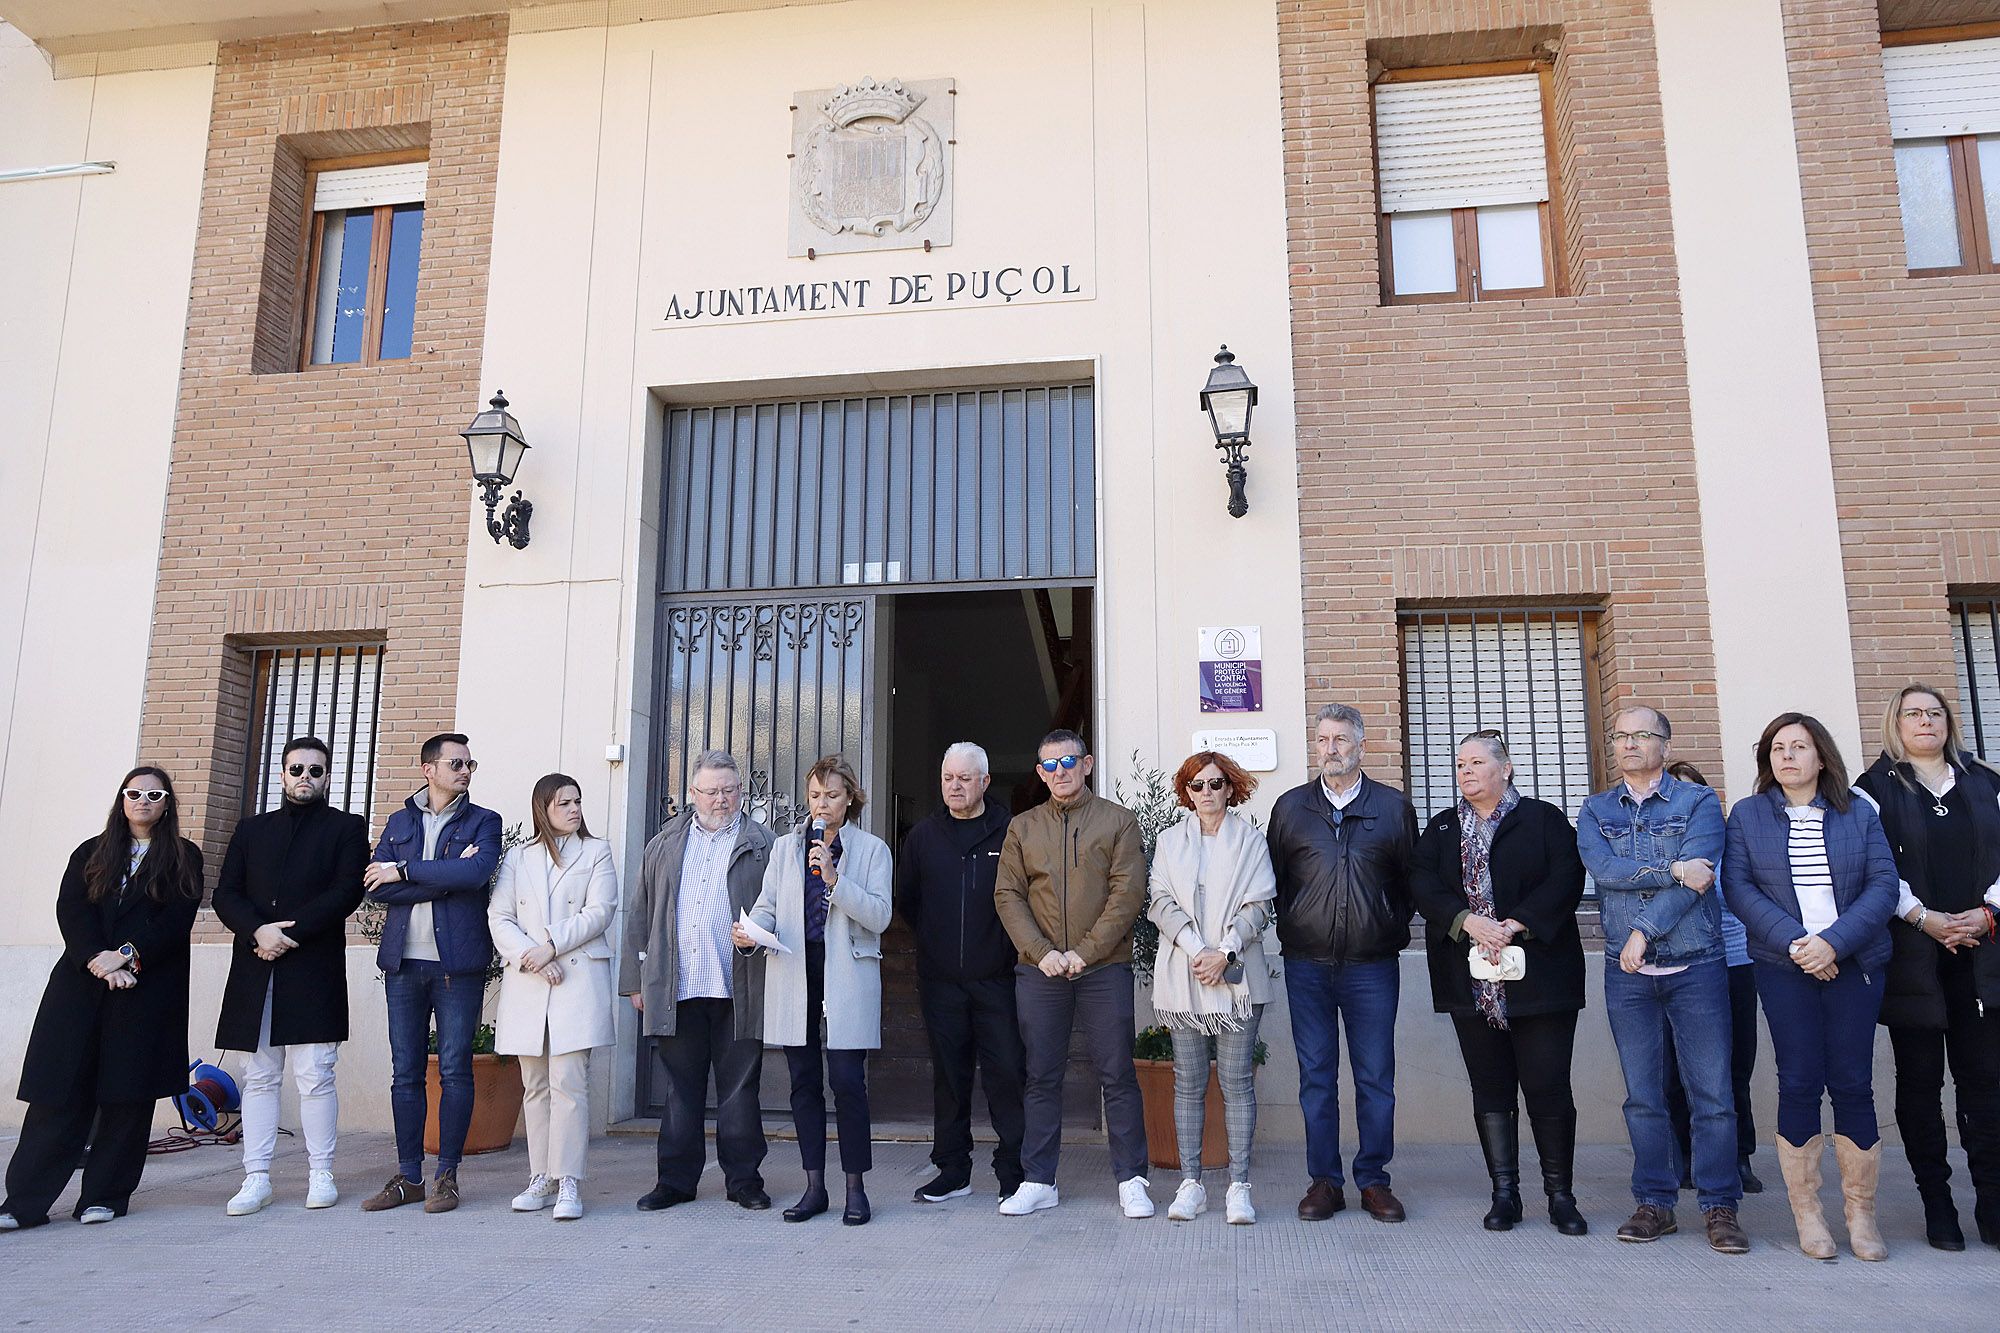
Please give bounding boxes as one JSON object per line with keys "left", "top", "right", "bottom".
{"left": 1577, "top": 706, "right": 1747, "bottom": 1255}
{"left": 358, "top": 732, "right": 502, "bottom": 1214}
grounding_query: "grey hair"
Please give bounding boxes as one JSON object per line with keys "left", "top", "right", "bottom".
{"left": 942, "top": 741, "right": 990, "bottom": 776}
{"left": 1458, "top": 729, "right": 1511, "bottom": 764}
{"left": 689, "top": 749, "right": 741, "bottom": 780}
{"left": 1314, "top": 703, "right": 1365, "bottom": 738}
{"left": 1612, "top": 704, "right": 1672, "bottom": 740}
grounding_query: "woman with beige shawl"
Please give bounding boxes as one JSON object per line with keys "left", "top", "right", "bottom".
{"left": 1147, "top": 750, "right": 1277, "bottom": 1225}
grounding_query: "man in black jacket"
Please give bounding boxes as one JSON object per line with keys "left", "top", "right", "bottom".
{"left": 1267, "top": 704, "right": 1417, "bottom": 1225}
{"left": 211, "top": 737, "right": 370, "bottom": 1218}
{"left": 896, "top": 741, "right": 1024, "bottom": 1203}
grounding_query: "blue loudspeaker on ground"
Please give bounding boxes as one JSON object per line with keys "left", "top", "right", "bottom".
{"left": 174, "top": 1061, "right": 240, "bottom": 1131}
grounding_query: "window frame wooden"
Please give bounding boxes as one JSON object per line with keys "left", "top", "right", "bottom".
{"left": 1373, "top": 60, "right": 1568, "bottom": 306}
{"left": 295, "top": 149, "right": 427, "bottom": 371}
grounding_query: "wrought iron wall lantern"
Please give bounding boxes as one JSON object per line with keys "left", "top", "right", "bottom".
{"left": 1199, "top": 345, "right": 1259, "bottom": 519}
{"left": 461, "top": 390, "right": 533, "bottom": 549}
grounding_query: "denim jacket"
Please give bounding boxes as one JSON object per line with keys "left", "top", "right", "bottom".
{"left": 1577, "top": 773, "right": 1726, "bottom": 967}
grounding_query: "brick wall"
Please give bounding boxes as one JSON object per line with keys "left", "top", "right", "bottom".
{"left": 137, "top": 17, "right": 507, "bottom": 931}
{"left": 1278, "top": 0, "right": 1725, "bottom": 794}
{"left": 1779, "top": 0, "right": 2000, "bottom": 737}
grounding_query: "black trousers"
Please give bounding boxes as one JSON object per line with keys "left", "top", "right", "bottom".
{"left": 918, "top": 974, "right": 1026, "bottom": 1188}
{"left": 1450, "top": 1010, "right": 1579, "bottom": 1119}
{"left": 1887, "top": 945, "right": 2000, "bottom": 1198}
{"left": 1667, "top": 961, "right": 1760, "bottom": 1162}
{"left": 2, "top": 1097, "right": 154, "bottom": 1228}
{"left": 785, "top": 942, "right": 872, "bottom": 1174}
{"left": 652, "top": 997, "right": 767, "bottom": 1196}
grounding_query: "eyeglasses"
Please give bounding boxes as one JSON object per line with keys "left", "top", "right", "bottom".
{"left": 692, "top": 785, "right": 741, "bottom": 799}
{"left": 435, "top": 758, "right": 478, "bottom": 773}
{"left": 1608, "top": 731, "right": 1663, "bottom": 744}
{"left": 1900, "top": 707, "right": 1947, "bottom": 722}
{"left": 286, "top": 763, "right": 327, "bottom": 778}
{"left": 123, "top": 789, "right": 168, "bottom": 804}
{"left": 1038, "top": 754, "right": 1084, "bottom": 772}
{"left": 1186, "top": 777, "right": 1229, "bottom": 793}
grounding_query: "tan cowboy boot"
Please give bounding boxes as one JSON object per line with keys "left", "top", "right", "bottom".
{"left": 1833, "top": 1134, "right": 1888, "bottom": 1261}
{"left": 1775, "top": 1135, "right": 1837, "bottom": 1260}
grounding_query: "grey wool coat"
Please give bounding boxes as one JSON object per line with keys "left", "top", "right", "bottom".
{"left": 619, "top": 810, "right": 774, "bottom": 1041}
{"left": 749, "top": 825, "right": 894, "bottom": 1050}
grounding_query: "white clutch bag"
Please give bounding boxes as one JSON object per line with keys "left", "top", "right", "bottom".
{"left": 1468, "top": 945, "right": 1527, "bottom": 982}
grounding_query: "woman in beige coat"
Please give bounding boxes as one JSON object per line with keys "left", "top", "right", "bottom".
{"left": 1147, "top": 750, "right": 1277, "bottom": 1226}
{"left": 489, "top": 773, "right": 617, "bottom": 1221}
{"left": 736, "top": 755, "right": 893, "bottom": 1226}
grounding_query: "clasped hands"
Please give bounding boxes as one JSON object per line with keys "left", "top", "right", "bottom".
{"left": 1918, "top": 907, "right": 1990, "bottom": 952}
{"left": 1789, "top": 933, "right": 1838, "bottom": 980}
{"left": 1465, "top": 913, "right": 1524, "bottom": 966}
{"left": 1037, "top": 949, "right": 1088, "bottom": 979}
{"left": 519, "top": 942, "right": 564, "bottom": 986}
{"left": 86, "top": 949, "right": 137, "bottom": 990}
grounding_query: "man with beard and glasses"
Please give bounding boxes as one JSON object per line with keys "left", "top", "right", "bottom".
{"left": 1264, "top": 704, "right": 1418, "bottom": 1225}
{"left": 212, "top": 737, "right": 370, "bottom": 1216}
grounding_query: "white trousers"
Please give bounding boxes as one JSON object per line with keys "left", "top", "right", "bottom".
{"left": 241, "top": 981, "right": 341, "bottom": 1174}
{"left": 520, "top": 1048, "right": 591, "bottom": 1181}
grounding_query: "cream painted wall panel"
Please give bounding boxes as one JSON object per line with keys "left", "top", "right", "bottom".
{"left": 0, "top": 41, "right": 211, "bottom": 949}
{"left": 1652, "top": 0, "right": 1862, "bottom": 797}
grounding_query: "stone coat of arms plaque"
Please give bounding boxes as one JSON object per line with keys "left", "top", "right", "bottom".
{"left": 789, "top": 75, "right": 955, "bottom": 256}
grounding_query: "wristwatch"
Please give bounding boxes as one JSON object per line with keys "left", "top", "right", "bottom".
{"left": 396, "top": 860, "right": 409, "bottom": 881}
{"left": 119, "top": 942, "right": 137, "bottom": 973}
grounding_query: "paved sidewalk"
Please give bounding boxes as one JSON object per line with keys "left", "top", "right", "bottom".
{"left": 1, "top": 1129, "right": 1991, "bottom": 1329}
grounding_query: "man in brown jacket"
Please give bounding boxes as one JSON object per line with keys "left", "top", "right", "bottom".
{"left": 994, "top": 729, "right": 1153, "bottom": 1217}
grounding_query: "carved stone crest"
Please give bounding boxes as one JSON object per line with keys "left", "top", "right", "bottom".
{"left": 789, "top": 76, "right": 954, "bottom": 256}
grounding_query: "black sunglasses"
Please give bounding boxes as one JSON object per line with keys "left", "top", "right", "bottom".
{"left": 1186, "top": 777, "right": 1229, "bottom": 793}
{"left": 286, "top": 763, "right": 327, "bottom": 778}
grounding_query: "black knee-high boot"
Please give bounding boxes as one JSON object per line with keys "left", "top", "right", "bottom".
{"left": 1475, "top": 1111, "right": 1523, "bottom": 1231}
{"left": 1529, "top": 1111, "right": 1588, "bottom": 1236}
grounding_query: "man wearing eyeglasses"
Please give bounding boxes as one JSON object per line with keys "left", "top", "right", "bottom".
{"left": 993, "top": 730, "right": 1152, "bottom": 1218}
{"left": 212, "top": 736, "right": 370, "bottom": 1217}
{"left": 1576, "top": 707, "right": 1747, "bottom": 1254}
{"left": 359, "top": 732, "right": 502, "bottom": 1215}
{"left": 620, "top": 749, "right": 776, "bottom": 1212}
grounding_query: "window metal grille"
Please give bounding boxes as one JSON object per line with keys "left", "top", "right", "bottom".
{"left": 1399, "top": 607, "right": 1602, "bottom": 824}
{"left": 1952, "top": 597, "right": 2000, "bottom": 759}
{"left": 243, "top": 643, "right": 385, "bottom": 821}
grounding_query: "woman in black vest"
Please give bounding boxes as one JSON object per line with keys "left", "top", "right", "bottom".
{"left": 1, "top": 768, "right": 203, "bottom": 1231}
{"left": 1854, "top": 683, "right": 2000, "bottom": 1251}
{"left": 1410, "top": 729, "right": 1588, "bottom": 1236}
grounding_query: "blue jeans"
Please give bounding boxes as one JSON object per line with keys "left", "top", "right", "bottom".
{"left": 385, "top": 960, "right": 485, "bottom": 1180}
{"left": 1605, "top": 959, "right": 1740, "bottom": 1210}
{"left": 1755, "top": 958, "right": 1884, "bottom": 1148}
{"left": 1285, "top": 956, "right": 1399, "bottom": 1189}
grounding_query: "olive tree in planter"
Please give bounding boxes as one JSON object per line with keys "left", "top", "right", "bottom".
{"left": 355, "top": 823, "right": 527, "bottom": 1155}
{"left": 1115, "top": 754, "right": 1267, "bottom": 1170}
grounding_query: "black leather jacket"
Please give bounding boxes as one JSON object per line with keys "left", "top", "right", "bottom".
{"left": 1266, "top": 775, "right": 1417, "bottom": 964}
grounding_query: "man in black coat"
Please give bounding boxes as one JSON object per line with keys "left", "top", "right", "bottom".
{"left": 1265, "top": 703, "right": 1417, "bottom": 1225}
{"left": 895, "top": 742, "right": 1025, "bottom": 1203}
{"left": 211, "top": 736, "right": 369, "bottom": 1217}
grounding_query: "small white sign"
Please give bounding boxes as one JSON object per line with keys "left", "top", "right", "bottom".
{"left": 1193, "top": 728, "right": 1279, "bottom": 772}
{"left": 1198, "top": 625, "right": 1260, "bottom": 661}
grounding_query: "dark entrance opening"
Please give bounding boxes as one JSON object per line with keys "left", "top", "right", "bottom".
{"left": 870, "top": 585, "right": 1094, "bottom": 1126}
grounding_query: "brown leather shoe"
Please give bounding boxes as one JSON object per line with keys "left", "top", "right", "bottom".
{"left": 360, "top": 1174, "right": 424, "bottom": 1213}
{"left": 1297, "top": 1180, "right": 1345, "bottom": 1221}
{"left": 1616, "top": 1203, "right": 1677, "bottom": 1242}
{"left": 1705, "top": 1205, "right": 1750, "bottom": 1254}
{"left": 1359, "top": 1185, "right": 1406, "bottom": 1223}
{"left": 423, "top": 1173, "right": 460, "bottom": 1214}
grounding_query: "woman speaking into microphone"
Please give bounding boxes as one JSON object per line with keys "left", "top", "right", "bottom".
{"left": 736, "top": 755, "right": 893, "bottom": 1225}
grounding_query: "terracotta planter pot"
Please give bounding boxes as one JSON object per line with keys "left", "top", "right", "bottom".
{"left": 423, "top": 1052, "right": 524, "bottom": 1156}
{"left": 1133, "top": 1057, "right": 1230, "bottom": 1170}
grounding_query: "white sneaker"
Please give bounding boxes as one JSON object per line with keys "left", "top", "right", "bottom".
{"left": 553, "top": 1177, "right": 583, "bottom": 1221}
{"left": 1119, "top": 1176, "right": 1155, "bottom": 1219}
{"left": 306, "top": 1170, "right": 338, "bottom": 1209}
{"left": 511, "top": 1173, "right": 557, "bottom": 1212}
{"left": 1226, "top": 1181, "right": 1256, "bottom": 1225}
{"left": 77, "top": 1206, "right": 115, "bottom": 1225}
{"left": 998, "top": 1182, "right": 1059, "bottom": 1215}
{"left": 226, "top": 1173, "right": 273, "bottom": 1217}
{"left": 0, "top": 1213, "right": 18, "bottom": 1231}
{"left": 1168, "top": 1178, "right": 1207, "bottom": 1221}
